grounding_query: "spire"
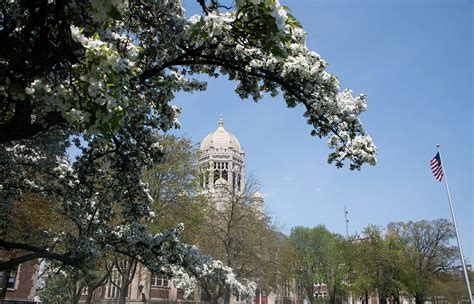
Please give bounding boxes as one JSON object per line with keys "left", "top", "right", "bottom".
{"left": 219, "top": 113, "right": 223, "bottom": 127}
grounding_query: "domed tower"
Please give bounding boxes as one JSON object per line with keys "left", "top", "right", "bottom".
{"left": 251, "top": 191, "right": 264, "bottom": 215}
{"left": 199, "top": 114, "right": 245, "bottom": 194}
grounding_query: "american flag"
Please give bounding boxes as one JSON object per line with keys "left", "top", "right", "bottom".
{"left": 431, "top": 152, "right": 444, "bottom": 182}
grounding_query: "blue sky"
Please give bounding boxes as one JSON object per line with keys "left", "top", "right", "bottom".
{"left": 173, "top": 0, "right": 473, "bottom": 261}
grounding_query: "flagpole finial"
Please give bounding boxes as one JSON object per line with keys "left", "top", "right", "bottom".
{"left": 219, "top": 113, "right": 223, "bottom": 127}
{"left": 436, "top": 144, "right": 440, "bottom": 148}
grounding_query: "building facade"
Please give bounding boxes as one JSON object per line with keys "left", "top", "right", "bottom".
{"left": 1, "top": 260, "right": 40, "bottom": 303}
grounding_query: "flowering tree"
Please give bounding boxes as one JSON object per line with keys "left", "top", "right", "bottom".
{"left": 0, "top": 0, "right": 376, "bottom": 299}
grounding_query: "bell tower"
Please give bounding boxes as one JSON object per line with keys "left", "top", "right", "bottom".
{"left": 199, "top": 114, "right": 245, "bottom": 195}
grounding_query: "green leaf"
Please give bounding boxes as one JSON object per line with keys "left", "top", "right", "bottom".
{"left": 287, "top": 14, "right": 302, "bottom": 28}
{"left": 110, "top": 114, "right": 122, "bottom": 129}
{"left": 270, "top": 46, "right": 287, "bottom": 58}
{"left": 93, "top": 32, "right": 100, "bottom": 40}
{"left": 108, "top": 6, "right": 123, "bottom": 21}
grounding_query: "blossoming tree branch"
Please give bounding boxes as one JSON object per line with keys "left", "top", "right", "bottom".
{"left": 0, "top": 0, "right": 377, "bottom": 298}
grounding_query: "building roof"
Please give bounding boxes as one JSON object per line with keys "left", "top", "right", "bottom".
{"left": 200, "top": 114, "right": 243, "bottom": 153}
{"left": 214, "top": 177, "right": 228, "bottom": 186}
{"left": 251, "top": 191, "right": 264, "bottom": 199}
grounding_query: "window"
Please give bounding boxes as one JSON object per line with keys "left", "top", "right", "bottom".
{"left": 282, "top": 280, "right": 290, "bottom": 297}
{"left": 212, "top": 162, "right": 230, "bottom": 183}
{"left": 150, "top": 274, "right": 168, "bottom": 288}
{"left": 106, "top": 269, "right": 123, "bottom": 299}
{"left": 0, "top": 267, "right": 19, "bottom": 290}
{"left": 296, "top": 281, "right": 305, "bottom": 299}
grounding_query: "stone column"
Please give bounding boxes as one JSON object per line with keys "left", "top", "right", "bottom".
{"left": 209, "top": 160, "right": 214, "bottom": 191}
{"left": 228, "top": 161, "right": 233, "bottom": 191}
{"left": 240, "top": 165, "right": 245, "bottom": 193}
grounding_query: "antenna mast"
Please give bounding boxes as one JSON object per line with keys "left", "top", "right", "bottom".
{"left": 344, "top": 205, "right": 349, "bottom": 239}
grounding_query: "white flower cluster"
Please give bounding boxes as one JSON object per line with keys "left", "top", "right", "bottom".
{"left": 167, "top": 247, "right": 256, "bottom": 300}
{"left": 5, "top": 144, "right": 46, "bottom": 164}
{"left": 235, "top": 0, "right": 289, "bottom": 33}
{"left": 326, "top": 90, "right": 377, "bottom": 169}
{"left": 267, "top": 1, "right": 288, "bottom": 33}
{"left": 189, "top": 0, "right": 290, "bottom": 49}
{"left": 53, "top": 156, "right": 75, "bottom": 179}
{"left": 188, "top": 13, "right": 233, "bottom": 46}
{"left": 24, "top": 25, "right": 141, "bottom": 133}
{"left": 169, "top": 265, "right": 197, "bottom": 298}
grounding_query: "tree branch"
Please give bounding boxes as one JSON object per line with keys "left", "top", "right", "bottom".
{"left": 0, "top": 239, "right": 81, "bottom": 270}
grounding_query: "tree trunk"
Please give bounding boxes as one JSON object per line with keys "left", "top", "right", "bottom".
{"left": 365, "top": 291, "right": 369, "bottom": 304}
{"left": 85, "top": 273, "right": 108, "bottom": 304}
{"left": 394, "top": 295, "right": 400, "bottom": 304}
{"left": 85, "top": 291, "right": 94, "bottom": 304}
{"left": 118, "top": 284, "right": 128, "bottom": 304}
{"left": 109, "top": 256, "right": 137, "bottom": 304}
{"left": 212, "top": 295, "right": 220, "bottom": 304}
{"left": 224, "top": 290, "right": 231, "bottom": 304}
{"left": 71, "top": 284, "right": 83, "bottom": 304}
{"left": 305, "top": 284, "right": 315, "bottom": 304}
{"left": 330, "top": 284, "right": 337, "bottom": 304}
{"left": 415, "top": 294, "right": 424, "bottom": 304}
{"left": 72, "top": 295, "right": 81, "bottom": 304}
{"left": 202, "top": 282, "right": 223, "bottom": 304}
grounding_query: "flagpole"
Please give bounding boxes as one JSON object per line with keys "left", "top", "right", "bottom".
{"left": 437, "top": 144, "right": 473, "bottom": 303}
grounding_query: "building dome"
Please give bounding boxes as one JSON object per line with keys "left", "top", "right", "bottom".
{"left": 200, "top": 114, "right": 242, "bottom": 152}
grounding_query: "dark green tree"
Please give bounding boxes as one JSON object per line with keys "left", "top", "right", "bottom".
{"left": 388, "top": 219, "right": 458, "bottom": 304}
{"left": 289, "top": 226, "right": 347, "bottom": 304}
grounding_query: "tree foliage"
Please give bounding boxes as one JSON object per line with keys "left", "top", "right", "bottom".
{"left": 344, "top": 219, "right": 460, "bottom": 304}
{"left": 39, "top": 265, "right": 85, "bottom": 304}
{"left": 143, "top": 135, "right": 207, "bottom": 243}
{"left": 387, "top": 219, "right": 458, "bottom": 304}
{"left": 346, "top": 226, "right": 406, "bottom": 304}
{"left": 195, "top": 180, "right": 280, "bottom": 304}
{"left": 280, "top": 219, "right": 462, "bottom": 304}
{"left": 288, "top": 226, "right": 347, "bottom": 304}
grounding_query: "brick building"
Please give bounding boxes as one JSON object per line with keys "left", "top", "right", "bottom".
{"left": 1, "top": 260, "right": 40, "bottom": 303}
